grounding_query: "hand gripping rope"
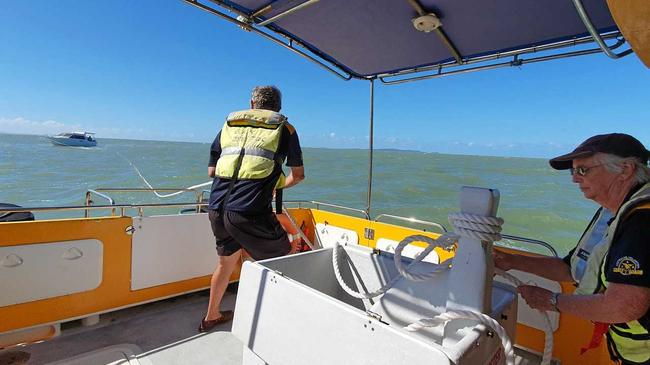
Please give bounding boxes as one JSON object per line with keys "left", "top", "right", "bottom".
{"left": 493, "top": 268, "right": 554, "bottom": 365}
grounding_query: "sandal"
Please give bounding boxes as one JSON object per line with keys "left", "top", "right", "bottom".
{"left": 198, "top": 310, "right": 234, "bottom": 333}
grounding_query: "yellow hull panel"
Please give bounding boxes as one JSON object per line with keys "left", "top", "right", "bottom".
{"left": 1, "top": 210, "right": 615, "bottom": 363}
{"left": 0, "top": 217, "right": 239, "bottom": 334}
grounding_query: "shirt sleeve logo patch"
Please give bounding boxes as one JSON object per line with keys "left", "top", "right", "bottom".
{"left": 612, "top": 256, "right": 644, "bottom": 276}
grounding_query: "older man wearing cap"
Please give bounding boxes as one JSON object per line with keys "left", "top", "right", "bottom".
{"left": 495, "top": 133, "right": 650, "bottom": 364}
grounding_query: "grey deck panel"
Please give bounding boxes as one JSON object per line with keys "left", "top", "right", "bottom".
{"left": 15, "top": 291, "right": 242, "bottom": 365}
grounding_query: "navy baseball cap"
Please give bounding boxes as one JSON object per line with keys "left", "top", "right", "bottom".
{"left": 549, "top": 133, "right": 650, "bottom": 170}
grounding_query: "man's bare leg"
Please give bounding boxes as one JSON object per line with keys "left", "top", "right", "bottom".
{"left": 205, "top": 249, "right": 242, "bottom": 320}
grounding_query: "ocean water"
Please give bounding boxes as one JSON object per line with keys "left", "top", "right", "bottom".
{"left": 0, "top": 133, "right": 599, "bottom": 256}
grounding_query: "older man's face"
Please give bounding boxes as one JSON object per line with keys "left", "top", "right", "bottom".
{"left": 571, "top": 154, "right": 618, "bottom": 204}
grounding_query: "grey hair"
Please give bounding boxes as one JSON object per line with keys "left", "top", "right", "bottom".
{"left": 596, "top": 153, "right": 650, "bottom": 184}
{"left": 251, "top": 85, "right": 282, "bottom": 112}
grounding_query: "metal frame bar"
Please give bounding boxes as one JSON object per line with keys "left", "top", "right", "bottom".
{"left": 571, "top": 0, "right": 633, "bottom": 59}
{"left": 257, "top": 0, "right": 320, "bottom": 26}
{"left": 85, "top": 190, "right": 116, "bottom": 218}
{"left": 434, "top": 27, "right": 462, "bottom": 64}
{"left": 406, "top": 0, "right": 462, "bottom": 63}
{"left": 283, "top": 200, "right": 370, "bottom": 219}
{"left": 366, "top": 79, "right": 375, "bottom": 217}
{"left": 1, "top": 199, "right": 370, "bottom": 220}
{"left": 185, "top": 0, "right": 352, "bottom": 80}
{"left": 187, "top": 1, "right": 631, "bottom": 84}
{"left": 380, "top": 35, "right": 626, "bottom": 85}
{"left": 83, "top": 188, "right": 206, "bottom": 217}
{"left": 377, "top": 32, "right": 622, "bottom": 80}
{"left": 0, "top": 202, "right": 209, "bottom": 215}
{"left": 2, "top": 200, "right": 558, "bottom": 257}
{"left": 86, "top": 190, "right": 115, "bottom": 205}
{"left": 498, "top": 234, "right": 558, "bottom": 257}
{"left": 373, "top": 214, "right": 447, "bottom": 233}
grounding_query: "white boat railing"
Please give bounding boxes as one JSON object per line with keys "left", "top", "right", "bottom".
{"left": 85, "top": 188, "right": 206, "bottom": 217}
{"left": 497, "top": 235, "right": 559, "bottom": 258}
{"left": 1, "top": 192, "right": 558, "bottom": 257}
{"left": 373, "top": 213, "right": 447, "bottom": 233}
{"left": 284, "top": 200, "right": 370, "bottom": 220}
{"left": 0, "top": 202, "right": 208, "bottom": 217}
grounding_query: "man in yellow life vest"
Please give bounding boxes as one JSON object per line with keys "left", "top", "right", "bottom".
{"left": 200, "top": 85, "right": 305, "bottom": 332}
{"left": 496, "top": 133, "right": 650, "bottom": 364}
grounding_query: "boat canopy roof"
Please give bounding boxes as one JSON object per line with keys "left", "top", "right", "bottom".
{"left": 189, "top": 0, "right": 627, "bottom": 81}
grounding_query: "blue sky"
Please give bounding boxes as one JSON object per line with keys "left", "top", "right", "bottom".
{"left": 1, "top": 1, "right": 649, "bottom": 158}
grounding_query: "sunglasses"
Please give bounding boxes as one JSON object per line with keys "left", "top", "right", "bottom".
{"left": 570, "top": 163, "right": 606, "bottom": 176}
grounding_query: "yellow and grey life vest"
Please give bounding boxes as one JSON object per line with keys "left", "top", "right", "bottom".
{"left": 571, "top": 208, "right": 613, "bottom": 295}
{"left": 594, "top": 182, "right": 650, "bottom": 363}
{"left": 215, "top": 109, "right": 287, "bottom": 181}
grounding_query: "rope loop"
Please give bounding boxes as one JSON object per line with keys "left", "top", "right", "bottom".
{"left": 332, "top": 211, "right": 554, "bottom": 365}
{"left": 332, "top": 232, "right": 457, "bottom": 299}
{"left": 393, "top": 233, "right": 457, "bottom": 281}
{"left": 448, "top": 212, "right": 504, "bottom": 242}
{"left": 405, "top": 309, "right": 515, "bottom": 365}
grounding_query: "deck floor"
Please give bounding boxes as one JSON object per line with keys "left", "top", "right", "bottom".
{"left": 3, "top": 288, "right": 555, "bottom": 365}
{"left": 9, "top": 290, "right": 242, "bottom": 365}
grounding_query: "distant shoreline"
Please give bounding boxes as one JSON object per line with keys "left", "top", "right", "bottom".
{"left": 0, "top": 132, "right": 547, "bottom": 160}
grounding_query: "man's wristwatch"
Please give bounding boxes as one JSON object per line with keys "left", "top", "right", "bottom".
{"left": 549, "top": 292, "right": 560, "bottom": 312}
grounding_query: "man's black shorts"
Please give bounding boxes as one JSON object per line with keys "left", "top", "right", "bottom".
{"left": 208, "top": 209, "right": 291, "bottom": 260}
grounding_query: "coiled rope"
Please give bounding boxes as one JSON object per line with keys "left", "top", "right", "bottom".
{"left": 447, "top": 212, "right": 503, "bottom": 242}
{"left": 405, "top": 309, "right": 514, "bottom": 364}
{"left": 331, "top": 212, "right": 503, "bottom": 299}
{"left": 332, "top": 211, "right": 520, "bottom": 364}
{"left": 402, "top": 213, "right": 554, "bottom": 365}
{"left": 401, "top": 212, "right": 517, "bottom": 365}
{"left": 332, "top": 233, "right": 458, "bottom": 299}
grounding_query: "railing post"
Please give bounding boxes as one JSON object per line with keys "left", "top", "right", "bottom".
{"left": 84, "top": 191, "right": 91, "bottom": 218}
{"left": 365, "top": 78, "right": 375, "bottom": 219}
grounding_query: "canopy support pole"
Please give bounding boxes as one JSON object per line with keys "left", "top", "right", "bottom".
{"left": 365, "top": 79, "right": 375, "bottom": 218}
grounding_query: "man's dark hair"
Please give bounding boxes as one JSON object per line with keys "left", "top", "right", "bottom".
{"left": 251, "top": 86, "right": 282, "bottom": 112}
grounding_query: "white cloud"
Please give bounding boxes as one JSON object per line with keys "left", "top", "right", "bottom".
{"left": 0, "top": 117, "right": 82, "bottom": 136}
{"left": 329, "top": 132, "right": 336, "bottom": 138}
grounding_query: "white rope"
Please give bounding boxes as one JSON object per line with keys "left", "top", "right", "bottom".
{"left": 332, "top": 210, "right": 554, "bottom": 365}
{"left": 405, "top": 310, "right": 515, "bottom": 365}
{"left": 402, "top": 212, "right": 517, "bottom": 365}
{"left": 118, "top": 151, "right": 212, "bottom": 198}
{"left": 331, "top": 212, "right": 504, "bottom": 299}
{"left": 448, "top": 212, "right": 503, "bottom": 242}
{"left": 332, "top": 233, "right": 458, "bottom": 299}
{"left": 393, "top": 234, "right": 458, "bottom": 281}
{"left": 495, "top": 269, "right": 554, "bottom": 365}
{"left": 332, "top": 244, "right": 400, "bottom": 299}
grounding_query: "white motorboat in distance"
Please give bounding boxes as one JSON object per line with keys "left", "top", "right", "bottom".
{"left": 48, "top": 132, "right": 97, "bottom": 147}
